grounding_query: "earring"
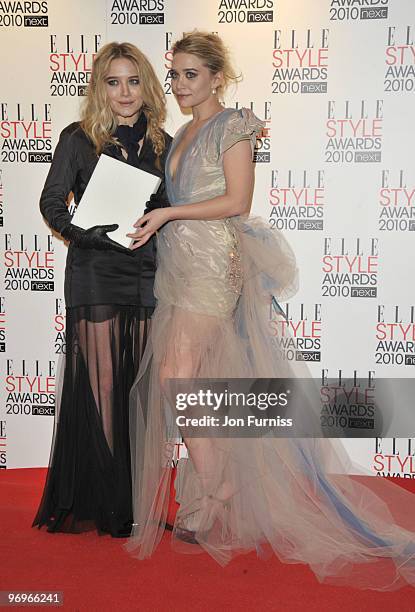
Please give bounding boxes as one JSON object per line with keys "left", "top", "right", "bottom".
{"left": 212, "top": 88, "right": 217, "bottom": 95}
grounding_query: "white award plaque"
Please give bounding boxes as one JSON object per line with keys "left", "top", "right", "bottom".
{"left": 72, "top": 154, "right": 161, "bottom": 247}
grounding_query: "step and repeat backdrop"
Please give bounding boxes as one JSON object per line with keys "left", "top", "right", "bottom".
{"left": 0, "top": 0, "right": 414, "bottom": 478}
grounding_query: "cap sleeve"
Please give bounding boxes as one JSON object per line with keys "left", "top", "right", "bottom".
{"left": 220, "top": 108, "right": 265, "bottom": 156}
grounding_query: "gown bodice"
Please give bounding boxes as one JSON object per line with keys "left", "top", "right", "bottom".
{"left": 154, "top": 108, "right": 275, "bottom": 319}
{"left": 165, "top": 108, "right": 264, "bottom": 206}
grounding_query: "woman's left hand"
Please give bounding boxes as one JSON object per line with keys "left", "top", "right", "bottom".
{"left": 127, "top": 208, "right": 171, "bottom": 249}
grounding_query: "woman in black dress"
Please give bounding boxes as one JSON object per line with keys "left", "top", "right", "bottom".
{"left": 32, "top": 42, "right": 171, "bottom": 537}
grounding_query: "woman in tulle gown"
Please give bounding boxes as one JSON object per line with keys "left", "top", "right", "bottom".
{"left": 126, "top": 32, "right": 415, "bottom": 589}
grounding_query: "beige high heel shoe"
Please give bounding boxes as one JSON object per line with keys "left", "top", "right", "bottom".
{"left": 174, "top": 478, "right": 235, "bottom": 545}
{"left": 174, "top": 495, "right": 230, "bottom": 545}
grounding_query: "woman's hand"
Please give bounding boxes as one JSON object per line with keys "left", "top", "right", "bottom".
{"left": 62, "top": 223, "right": 134, "bottom": 255}
{"left": 127, "top": 208, "right": 171, "bottom": 249}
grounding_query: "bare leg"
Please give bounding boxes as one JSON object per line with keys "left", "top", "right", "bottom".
{"left": 75, "top": 313, "right": 151, "bottom": 455}
{"left": 158, "top": 309, "right": 235, "bottom": 538}
{"left": 77, "top": 317, "right": 115, "bottom": 452}
{"left": 159, "top": 344, "right": 216, "bottom": 475}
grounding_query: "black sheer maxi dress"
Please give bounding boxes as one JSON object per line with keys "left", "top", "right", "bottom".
{"left": 32, "top": 118, "right": 171, "bottom": 537}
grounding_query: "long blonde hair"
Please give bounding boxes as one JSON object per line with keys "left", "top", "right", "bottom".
{"left": 81, "top": 42, "right": 166, "bottom": 161}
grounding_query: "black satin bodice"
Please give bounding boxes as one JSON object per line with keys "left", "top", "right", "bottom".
{"left": 40, "top": 122, "right": 172, "bottom": 307}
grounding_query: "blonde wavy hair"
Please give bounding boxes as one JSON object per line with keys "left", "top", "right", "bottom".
{"left": 81, "top": 42, "right": 166, "bottom": 163}
{"left": 172, "top": 31, "right": 241, "bottom": 96}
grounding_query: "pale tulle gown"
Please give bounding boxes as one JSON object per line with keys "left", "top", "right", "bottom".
{"left": 126, "top": 108, "right": 415, "bottom": 590}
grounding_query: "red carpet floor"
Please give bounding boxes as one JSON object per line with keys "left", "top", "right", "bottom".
{"left": 1, "top": 468, "right": 415, "bottom": 612}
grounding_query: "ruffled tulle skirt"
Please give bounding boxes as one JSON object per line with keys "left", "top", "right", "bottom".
{"left": 126, "top": 216, "right": 415, "bottom": 590}
{"left": 33, "top": 304, "right": 152, "bottom": 536}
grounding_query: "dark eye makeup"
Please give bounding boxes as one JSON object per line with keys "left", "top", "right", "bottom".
{"left": 106, "top": 77, "right": 140, "bottom": 86}
{"left": 169, "top": 69, "right": 198, "bottom": 80}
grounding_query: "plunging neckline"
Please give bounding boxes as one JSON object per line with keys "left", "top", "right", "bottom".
{"left": 168, "top": 108, "right": 226, "bottom": 183}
